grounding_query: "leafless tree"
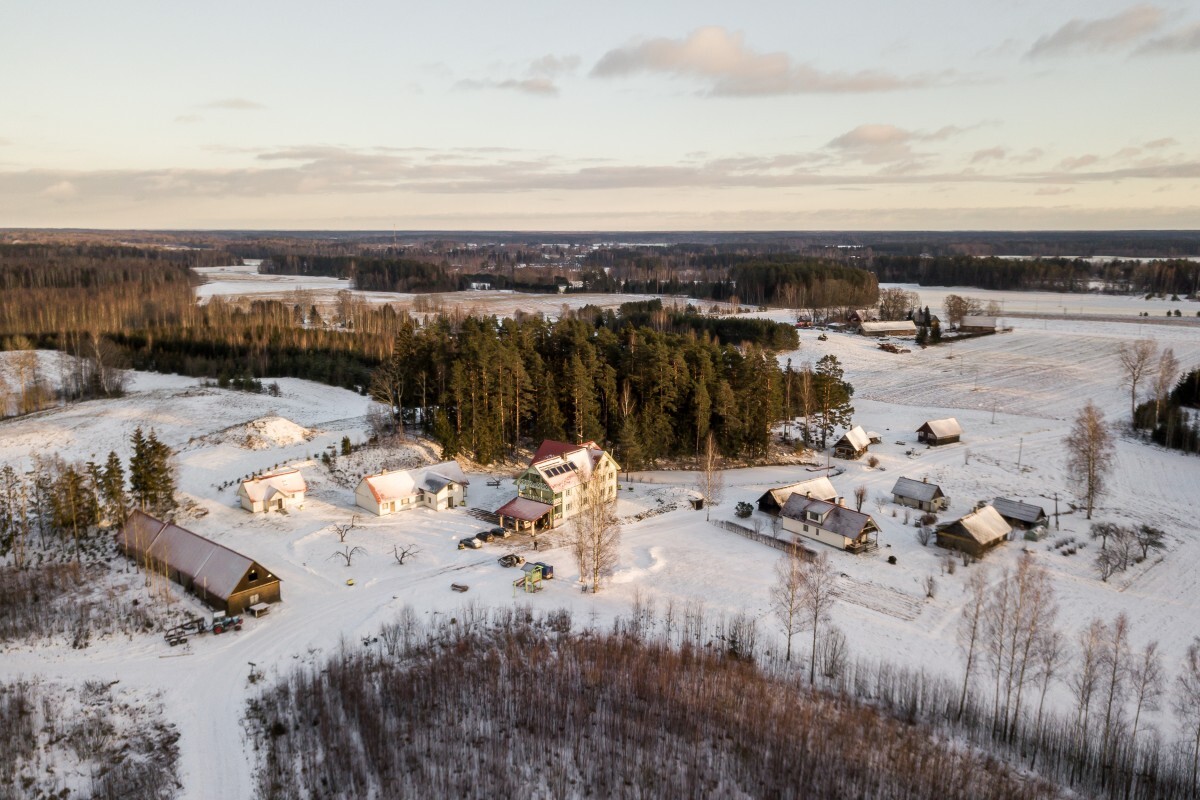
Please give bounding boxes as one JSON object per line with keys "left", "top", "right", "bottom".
{"left": 1117, "top": 339, "right": 1158, "bottom": 421}
{"left": 987, "top": 555, "right": 1058, "bottom": 740}
{"left": 817, "top": 627, "right": 849, "bottom": 679}
{"left": 1133, "top": 524, "right": 1167, "bottom": 560}
{"left": 771, "top": 546, "right": 807, "bottom": 663}
{"left": 568, "top": 474, "right": 621, "bottom": 593}
{"left": 853, "top": 484, "right": 867, "bottom": 512}
{"left": 916, "top": 526, "right": 933, "bottom": 547}
{"left": 1152, "top": 346, "right": 1181, "bottom": 427}
{"left": 1065, "top": 402, "right": 1114, "bottom": 519}
{"left": 332, "top": 515, "right": 361, "bottom": 543}
{"left": 1175, "top": 637, "right": 1200, "bottom": 790}
{"left": 877, "top": 287, "right": 920, "bottom": 321}
{"left": 1029, "top": 628, "right": 1065, "bottom": 768}
{"left": 923, "top": 574, "right": 936, "bottom": 598}
{"left": 392, "top": 543, "right": 420, "bottom": 565}
{"left": 1071, "top": 619, "right": 1106, "bottom": 755}
{"left": 329, "top": 546, "right": 367, "bottom": 567}
{"left": 1098, "top": 613, "right": 1131, "bottom": 769}
{"left": 695, "top": 431, "right": 724, "bottom": 521}
{"left": 799, "top": 553, "right": 838, "bottom": 685}
{"left": 943, "top": 294, "right": 983, "bottom": 327}
{"left": 1129, "top": 640, "right": 1164, "bottom": 751}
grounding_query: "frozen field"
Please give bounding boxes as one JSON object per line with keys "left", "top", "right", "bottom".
{"left": 1, "top": 310, "right": 1199, "bottom": 798}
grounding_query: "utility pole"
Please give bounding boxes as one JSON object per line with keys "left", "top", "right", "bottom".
{"left": 1016, "top": 437, "right": 1023, "bottom": 470}
{"left": 991, "top": 400, "right": 997, "bottom": 424}
{"left": 1053, "top": 492, "right": 1060, "bottom": 530}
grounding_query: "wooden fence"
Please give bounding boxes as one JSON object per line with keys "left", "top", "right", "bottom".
{"left": 709, "top": 519, "right": 815, "bottom": 559}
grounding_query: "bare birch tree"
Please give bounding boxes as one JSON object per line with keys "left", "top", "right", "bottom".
{"left": 771, "top": 546, "right": 807, "bottom": 663}
{"left": 799, "top": 553, "right": 838, "bottom": 685}
{"left": 1098, "top": 613, "right": 1131, "bottom": 770}
{"left": 1175, "top": 637, "right": 1200, "bottom": 790}
{"left": 569, "top": 474, "right": 621, "bottom": 593}
{"left": 1129, "top": 640, "right": 1164, "bottom": 752}
{"left": 1071, "top": 619, "right": 1106, "bottom": 757}
{"left": 1152, "top": 346, "right": 1181, "bottom": 427}
{"left": 695, "top": 431, "right": 724, "bottom": 521}
{"left": 957, "top": 568, "right": 989, "bottom": 719}
{"left": 1065, "top": 402, "right": 1115, "bottom": 519}
{"left": 1117, "top": 339, "right": 1157, "bottom": 421}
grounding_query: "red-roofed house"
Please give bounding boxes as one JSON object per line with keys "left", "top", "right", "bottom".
{"left": 498, "top": 440, "right": 619, "bottom": 529}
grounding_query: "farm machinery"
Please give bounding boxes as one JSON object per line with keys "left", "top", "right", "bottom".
{"left": 163, "top": 612, "right": 243, "bottom": 646}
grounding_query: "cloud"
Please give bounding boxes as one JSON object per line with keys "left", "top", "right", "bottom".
{"left": 1035, "top": 186, "right": 1074, "bottom": 195}
{"left": 971, "top": 146, "right": 1008, "bottom": 163}
{"left": 40, "top": 181, "right": 79, "bottom": 201}
{"left": 825, "top": 124, "right": 970, "bottom": 165}
{"left": 174, "top": 114, "right": 202, "bottom": 124}
{"left": 200, "top": 98, "right": 265, "bottom": 110}
{"left": 1028, "top": 5, "right": 1165, "bottom": 58}
{"left": 457, "top": 54, "right": 579, "bottom": 96}
{"left": 1135, "top": 21, "right": 1200, "bottom": 54}
{"left": 592, "top": 27, "right": 939, "bottom": 95}
{"left": 527, "top": 54, "right": 580, "bottom": 78}
{"left": 1057, "top": 154, "right": 1100, "bottom": 171}
{"left": 1145, "top": 137, "right": 1178, "bottom": 149}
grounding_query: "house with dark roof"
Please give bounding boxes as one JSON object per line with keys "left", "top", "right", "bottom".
{"left": 833, "top": 426, "right": 871, "bottom": 459}
{"left": 780, "top": 494, "right": 879, "bottom": 553}
{"left": 499, "top": 440, "right": 620, "bottom": 529}
{"left": 117, "top": 510, "right": 281, "bottom": 614}
{"left": 891, "top": 476, "right": 949, "bottom": 512}
{"left": 354, "top": 461, "right": 469, "bottom": 516}
{"left": 917, "top": 418, "right": 962, "bottom": 446}
{"left": 936, "top": 505, "right": 1011, "bottom": 558}
{"left": 991, "top": 497, "right": 1049, "bottom": 530}
{"left": 756, "top": 477, "right": 838, "bottom": 516}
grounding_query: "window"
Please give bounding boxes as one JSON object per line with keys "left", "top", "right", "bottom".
{"left": 248, "top": 569, "right": 258, "bottom": 582}
{"left": 803, "top": 524, "right": 809, "bottom": 532}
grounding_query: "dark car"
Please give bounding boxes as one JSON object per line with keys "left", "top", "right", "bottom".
{"left": 498, "top": 554, "right": 525, "bottom": 568}
{"left": 490, "top": 526, "right": 510, "bottom": 539}
{"left": 458, "top": 537, "right": 483, "bottom": 550}
{"left": 476, "top": 531, "right": 496, "bottom": 544}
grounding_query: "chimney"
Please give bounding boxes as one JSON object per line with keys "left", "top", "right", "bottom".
{"left": 922, "top": 476, "right": 928, "bottom": 483}
{"left": 837, "top": 496, "right": 845, "bottom": 507}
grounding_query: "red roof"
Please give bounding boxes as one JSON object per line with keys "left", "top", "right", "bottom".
{"left": 531, "top": 439, "right": 597, "bottom": 465}
{"left": 495, "top": 496, "right": 553, "bottom": 522}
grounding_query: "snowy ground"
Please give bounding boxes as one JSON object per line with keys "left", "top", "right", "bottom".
{"left": 1, "top": 307, "right": 1199, "bottom": 798}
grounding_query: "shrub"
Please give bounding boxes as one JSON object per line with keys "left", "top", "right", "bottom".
{"left": 735, "top": 502, "right": 754, "bottom": 518}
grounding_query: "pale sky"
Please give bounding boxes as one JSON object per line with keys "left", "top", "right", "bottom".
{"left": 2, "top": 1, "right": 1198, "bottom": 230}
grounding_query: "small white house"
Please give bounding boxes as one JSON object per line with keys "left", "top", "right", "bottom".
{"left": 780, "top": 494, "right": 880, "bottom": 553}
{"left": 354, "top": 461, "right": 469, "bottom": 516}
{"left": 238, "top": 468, "right": 307, "bottom": 513}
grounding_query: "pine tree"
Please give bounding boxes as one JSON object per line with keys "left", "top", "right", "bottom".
{"left": 128, "top": 427, "right": 151, "bottom": 510}
{"left": 146, "top": 430, "right": 177, "bottom": 513}
{"left": 101, "top": 450, "right": 128, "bottom": 527}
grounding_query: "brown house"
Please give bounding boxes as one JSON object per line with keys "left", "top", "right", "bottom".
{"left": 917, "top": 418, "right": 962, "bottom": 446}
{"left": 117, "top": 510, "right": 281, "bottom": 615}
{"left": 936, "top": 505, "right": 1011, "bottom": 558}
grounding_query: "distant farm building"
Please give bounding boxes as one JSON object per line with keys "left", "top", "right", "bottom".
{"left": 848, "top": 308, "right": 879, "bottom": 325}
{"left": 859, "top": 320, "right": 918, "bottom": 337}
{"left": 917, "top": 418, "right": 962, "bottom": 446}
{"left": 238, "top": 468, "right": 306, "bottom": 514}
{"left": 756, "top": 476, "right": 838, "bottom": 516}
{"left": 936, "top": 505, "right": 1011, "bottom": 558}
{"left": 780, "top": 494, "right": 879, "bottom": 553}
{"left": 833, "top": 426, "right": 871, "bottom": 459}
{"left": 355, "top": 461, "right": 469, "bottom": 516}
{"left": 959, "top": 316, "right": 999, "bottom": 333}
{"left": 991, "top": 497, "right": 1049, "bottom": 530}
{"left": 891, "top": 476, "right": 949, "bottom": 512}
{"left": 498, "top": 440, "right": 620, "bottom": 530}
{"left": 117, "top": 510, "right": 281, "bottom": 614}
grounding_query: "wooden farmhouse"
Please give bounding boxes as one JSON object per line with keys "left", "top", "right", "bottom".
{"left": 917, "top": 418, "right": 962, "bottom": 446}
{"left": 858, "top": 320, "right": 918, "bottom": 337}
{"left": 959, "top": 315, "right": 999, "bottom": 333}
{"left": 891, "top": 476, "right": 949, "bottom": 512}
{"left": 238, "top": 467, "right": 306, "bottom": 514}
{"left": 497, "top": 440, "right": 619, "bottom": 531}
{"left": 936, "top": 505, "right": 1011, "bottom": 558}
{"left": 780, "top": 494, "right": 880, "bottom": 553}
{"left": 117, "top": 510, "right": 281, "bottom": 614}
{"left": 833, "top": 426, "right": 871, "bottom": 459}
{"left": 355, "top": 460, "right": 469, "bottom": 516}
{"left": 848, "top": 308, "right": 879, "bottom": 325}
{"left": 756, "top": 476, "right": 838, "bottom": 516}
{"left": 992, "top": 497, "right": 1049, "bottom": 530}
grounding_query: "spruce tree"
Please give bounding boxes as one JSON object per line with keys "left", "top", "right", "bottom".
{"left": 128, "top": 427, "right": 150, "bottom": 510}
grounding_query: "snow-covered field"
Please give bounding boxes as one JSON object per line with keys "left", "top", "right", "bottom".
{"left": 2, "top": 309, "right": 1199, "bottom": 798}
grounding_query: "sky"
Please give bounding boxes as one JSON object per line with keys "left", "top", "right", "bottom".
{"left": 1, "top": 1, "right": 1198, "bottom": 231}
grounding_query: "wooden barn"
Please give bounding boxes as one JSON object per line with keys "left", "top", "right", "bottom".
{"left": 992, "top": 497, "right": 1049, "bottom": 530}
{"left": 859, "top": 320, "right": 918, "bottom": 337}
{"left": 833, "top": 426, "right": 871, "bottom": 459}
{"left": 917, "top": 418, "right": 962, "bottom": 446}
{"left": 117, "top": 510, "right": 281, "bottom": 614}
{"left": 780, "top": 494, "right": 879, "bottom": 553}
{"left": 959, "top": 315, "right": 998, "bottom": 333}
{"left": 756, "top": 476, "right": 838, "bottom": 516}
{"left": 936, "top": 505, "right": 1011, "bottom": 558}
{"left": 238, "top": 467, "right": 306, "bottom": 514}
{"left": 891, "top": 476, "right": 949, "bottom": 512}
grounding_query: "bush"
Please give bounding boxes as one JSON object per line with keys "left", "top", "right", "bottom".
{"left": 735, "top": 502, "right": 754, "bottom": 518}
{"left": 867, "top": 455, "right": 880, "bottom": 468}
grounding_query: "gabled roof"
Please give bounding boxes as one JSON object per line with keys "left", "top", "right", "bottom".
{"left": 496, "top": 496, "right": 553, "bottom": 521}
{"left": 837, "top": 426, "right": 870, "bottom": 451}
{"left": 891, "top": 476, "right": 945, "bottom": 502}
{"left": 943, "top": 506, "right": 1010, "bottom": 546}
{"left": 918, "top": 418, "right": 962, "bottom": 438}
{"left": 781, "top": 495, "right": 876, "bottom": 540}
{"left": 117, "top": 510, "right": 274, "bottom": 600}
{"left": 526, "top": 440, "right": 617, "bottom": 492}
{"left": 992, "top": 497, "right": 1047, "bottom": 525}
{"left": 358, "top": 460, "right": 469, "bottom": 502}
{"left": 860, "top": 320, "right": 917, "bottom": 334}
{"left": 760, "top": 477, "right": 838, "bottom": 506}
{"left": 961, "top": 315, "right": 998, "bottom": 328}
{"left": 531, "top": 439, "right": 599, "bottom": 465}
{"left": 239, "top": 468, "right": 306, "bottom": 503}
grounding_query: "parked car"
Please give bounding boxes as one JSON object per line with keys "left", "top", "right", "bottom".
{"left": 490, "top": 526, "right": 510, "bottom": 539}
{"left": 498, "top": 554, "right": 525, "bottom": 568}
{"left": 459, "top": 537, "right": 483, "bottom": 550}
{"left": 476, "top": 531, "right": 496, "bottom": 544}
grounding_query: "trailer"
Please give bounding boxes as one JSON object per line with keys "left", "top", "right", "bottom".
{"left": 163, "top": 613, "right": 243, "bottom": 646}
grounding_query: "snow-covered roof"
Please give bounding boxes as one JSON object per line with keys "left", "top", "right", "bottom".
{"left": 531, "top": 439, "right": 599, "bottom": 465}
{"left": 526, "top": 440, "right": 614, "bottom": 492}
{"left": 117, "top": 510, "right": 275, "bottom": 600}
{"left": 992, "top": 497, "right": 1047, "bottom": 525}
{"left": 837, "top": 426, "right": 870, "bottom": 451}
{"left": 496, "top": 496, "right": 553, "bottom": 521}
{"left": 761, "top": 477, "right": 838, "bottom": 506}
{"left": 944, "top": 506, "right": 1010, "bottom": 546}
{"left": 359, "top": 460, "right": 468, "bottom": 502}
{"left": 780, "top": 495, "right": 876, "bottom": 540}
{"left": 239, "top": 468, "right": 306, "bottom": 503}
{"left": 918, "top": 418, "right": 962, "bottom": 438}
{"left": 891, "top": 476, "right": 944, "bottom": 502}
{"left": 860, "top": 320, "right": 917, "bottom": 334}
{"left": 961, "top": 316, "right": 998, "bottom": 329}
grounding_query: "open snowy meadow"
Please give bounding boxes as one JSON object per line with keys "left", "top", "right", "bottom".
{"left": 2, "top": 287, "right": 1199, "bottom": 798}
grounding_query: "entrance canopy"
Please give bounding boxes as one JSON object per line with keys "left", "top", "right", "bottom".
{"left": 496, "top": 497, "right": 553, "bottom": 521}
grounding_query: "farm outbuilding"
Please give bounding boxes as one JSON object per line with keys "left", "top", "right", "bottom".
{"left": 891, "top": 476, "right": 949, "bottom": 512}
{"left": 992, "top": 497, "right": 1049, "bottom": 530}
{"left": 780, "top": 495, "right": 879, "bottom": 553}
{"left": 833, "top": 426, "right": 871, "bottom": 459}
{"left": 917, "top": 418, "right": 962, "bottom": 446}
{"left": 756, "top": 476, "right": 838, "bottom": 516}
{"left": 238, "top": 467, "right": 306, "bottom": 513}
{"left": 936, "top": 505, "right": 1011, "bottom": 558}
{"left": 117, "top": 510, "right": 281, "bottom": 615}
{"left": 859, "top": 320, "right": 918, "bottom": 337}
{"left": 959, "top": 316, "right": 998, "bottom": 333}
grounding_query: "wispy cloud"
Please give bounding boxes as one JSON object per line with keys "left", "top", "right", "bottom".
{"left": 971, "top": 146, "right": 1008, "bottom": 163}
{"left": 174, "top": 114, "right": 202, "bottom": 124}
{"left": 1027, "top": 5, "right": 1165, "bottom": 58}
{"left": 591, "top": 27, "right": 941, "bottom": 96}
{"left": 1135, "top": 21, "right": 1200, "bottom": 54}
{"left": 825, "top": 124, "right": 969, "bottom": 165}
{"left": 457, "top": 54, "right": 580, "bottom": 96}
{"left": 200, "top": 98, "right": 265, "bottom": 110}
